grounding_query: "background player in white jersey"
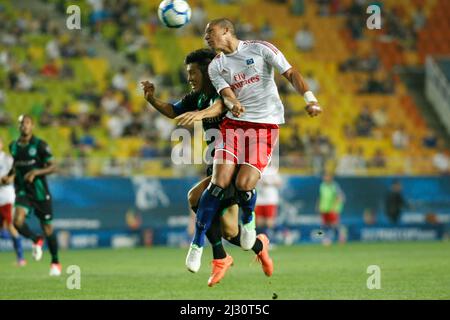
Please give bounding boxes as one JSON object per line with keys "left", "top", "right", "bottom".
{"left": 0, "top": 137, "right": 25, "bottom": 266}
{"left": 255, "top": 166, "right": 282, "bottom": 238}
{"left": 186, "top": 18, "right": 321, "bottom": 274}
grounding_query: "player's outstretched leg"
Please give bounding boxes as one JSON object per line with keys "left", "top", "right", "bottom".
{"left": 236, "top": 187, "right": 258, "bottom": 250}
{"left": 42, "top": 223, "right": 61, "bottom": 276}
{"left": 206, "top": 213, "right": 233, "bottom": 287}
{"left": 13, "top": 207, "right": 43, "bottom": 261}
{"left": 254, "top": 234, "right": 273, "bottom": 277}
{"left": 235, "top": 165, "right": 260, "bottom": 250}
{"left": 225, "top": 226, "right": 273, "bottom": 276}
{"left": 186, "top": 183, "right": 225, "bottom": 273}
{"left": 8, "top": 224, "right": 26, "bottom": 266}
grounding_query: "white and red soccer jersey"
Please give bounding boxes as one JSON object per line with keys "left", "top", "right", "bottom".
{"left": 208, "top": 40, "right": 292, "bottom": 125}
{"left": 0, "top": 151, "right": 15, "bottom": 206}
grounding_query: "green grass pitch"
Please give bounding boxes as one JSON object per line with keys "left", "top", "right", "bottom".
{"left": 1, "top": 241, "right": 449, "bottom": 299}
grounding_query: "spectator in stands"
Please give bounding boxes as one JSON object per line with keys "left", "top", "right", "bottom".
{"left": 39, "top": 101, "right": 55, "bottom": 127}
{"left": 432, "top": 140, "right": 449, "bottom": 175}
{"left": 305, "top": 71, "right": 320, "bottom": 93}
{"left": 0, "top": 108, "right": 12, "bottom": 126}
{"left": 259, "top": 19, "right": 274, "bottom": 41}
{"left": 370, "top": 148, "right": 387, "bottom": 168}
{"left": 355, "top": 105, "right": 375, "bottom": 137}
{"left": 112, "top": 67, "right": 129, "bottom": 92}
{"left": 191, "top": 3, "right": 207, "bottom": 36}
{"left": 295, "top": 24, "right": 315, "bottom": 51}
{"left": 101, "top": 89, "right": 120, "bottom": 114}
{"left": 60, "top": 61, "right": 74, "bottom": 79}
{"left": 107, "top": 107, "right": 131, "bottom": 138}
{"left": 79, "top": 127, "right": 100, "bottom": 152}
{"left": 45, "top": 38, "right": 60, "bottom": 60}
{"left": 58, "top": 102, "right": 78, "bottom": 126}
{"left": 336, "top": 146, "right": 358, "bottom": 176}
{"left": 343, "top": 123, "right": 356, "bottom": 140}
{"left": 317, "top": 0, "right": 331, "bottom": 16}
{"left": 359, "top": 73, "right": 386, "bottom": 94}
{"left": 392, "top": 125, "right": 409, "bottom": 150}
{"left": 422, "top": 129, "right": 438, "bottom": 149}
{"left": 139, "top": 137, "right": 160, "bottom": 159}
{"left": 16, "top": 68, "right": 35, "bottom": 92}
{"left": 291, "top": 0, "right": 305, "bottom": 16}
{"left": 385, "top": 180, "right": 408, "bottom": 224}
{"left": 373, "top": 106, "right": 388, "bottom": 128}
{"left": 41, "top": 59, "right": 59, "bottom": 78}
{"left": 355, "top": 146, "right": 367, "bottom": 173}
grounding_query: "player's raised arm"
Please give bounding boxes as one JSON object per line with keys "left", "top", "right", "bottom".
{"left": 141, "top": 80, "right": 178, "bottom": 119}
{"left": 175, "top": 98, "right": 226, "bottom": 126}
{"left": 282, "top": 68, "right": 321, "bottom": 117}
{"left": 207, "top": 57, "right": 245, "bottom": 118}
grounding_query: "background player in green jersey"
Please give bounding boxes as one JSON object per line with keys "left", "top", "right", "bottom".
{"left": 317, "top": 172, "right": 345, "bottom": 246}
{"left": 7, "top": 115, "right": 61, "bottom": 276}
{"left": 141, "top": 48, "right": 272, "bottom": 286}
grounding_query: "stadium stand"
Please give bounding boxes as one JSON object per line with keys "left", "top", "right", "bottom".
{"left": 0, "top": 0, "right": 449, "bottom": 176}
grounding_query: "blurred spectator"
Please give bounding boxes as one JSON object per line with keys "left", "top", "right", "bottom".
{"left": 370, "top": 148, "right": 387, "bottom": 168}
{"left": 355, "top": 105, "right": 375, "bottom": 137}
{"left": 336, "top": 146, "right": 358, "bottom": 176}
{"left": 191, "top": 3, "right": 207, "bottom": 35}
{"left": 259, "top": 20, "right": 274, "bottom": 40}
{"left": 354, "top": 146, "right": 367, "bottom": 173}
{"left": 60, "top": 61, "right": 74, "bottom": 79}
{"left": 58, "top": 102, "right": 78, "bottom": 126}
{"left": 39, "top": 101, "right": 55, "bottom": 127}
{"left": 79, "top": 128, "right": 100, "bottom": 152}
{"left": 16, "top": 69, "right": 35, "bottom": 91}
{"left": 291, "top": 0, "right": 305, "bottom": 16}
{"left": 101, "top": 89, "right": 120, "bottom": 114}
{"left": 422, "top": 129, "right": 438, "bottom": 149}
{"left": 432, "top": 140, "right": 449, "bottom": 174}
{"left": 107, "top": 107, "right": 131, "bottom": 138}
{"left": 317, "top": 0, "right": 331, "bottom": 16}
{"left": 385, "top": 180, "right": 408, "bottom": 224}
{"left": 294, "top": 24, "right": 314, "bottom": 51}
{"left": 41, "top": 59, "right": 59, "bottom": 78}
{"left": 45, "top": 38, "right": 60, "bottom": 60}
{"left": 112, "top": 67, "right": 129, "bottom": 91}
{"left": 139, "top": 137, "right": 159, "bottom": 159}
{"left": 102, "top": 157, "right": 123, "bottom": 176}
{"left": 343, "top": 124, "right": 356, "bottom": 140}
{"left": 359, "top": 73, "right": 387, "bottom": 94}
{"left": 305, "top": 71, "right": 320, "bottom": 93}
{"left": 373, "top": 106, "right": 388, "bottom": 128}
{"left": 0, "top": 108, "right": 12, "bottom": 126}
{"left": 391, "top": 125, "right": 409, "bottom": 149}
{"left": 76, "top": 83, "right": 100, "bottom": 105}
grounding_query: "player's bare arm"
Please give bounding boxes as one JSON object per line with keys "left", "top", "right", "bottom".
{"left": 141, "top": 80, "right": 178, "bottom": 119}
{"left": 1, "top": 167, "right": 15, "bottom": 185}
{"left": 220, "top": 87, "right": 245, "bottom": 117}
{"left": 282, "top": 68, "right": 322, "bottom": 117}
{"left": 24, "top": 161, "right": 57, "bottom": 183}
{"left": 175, "top": 99, "right": 226, "bottom": 126}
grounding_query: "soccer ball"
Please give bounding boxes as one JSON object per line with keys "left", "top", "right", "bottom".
{"left": 158, "top": 0, "right": 192, "bottom": 28}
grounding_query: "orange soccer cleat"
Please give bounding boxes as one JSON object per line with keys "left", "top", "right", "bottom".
{"left": 207, "top": 255, "right": 234, "bottom": 287}
{"left": 255, "top": 234, "right": 273, "bottom": 277}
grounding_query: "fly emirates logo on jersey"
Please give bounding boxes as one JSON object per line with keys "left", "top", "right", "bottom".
{"left": 230, "top": 71, "right": 260, "bottom": 91}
